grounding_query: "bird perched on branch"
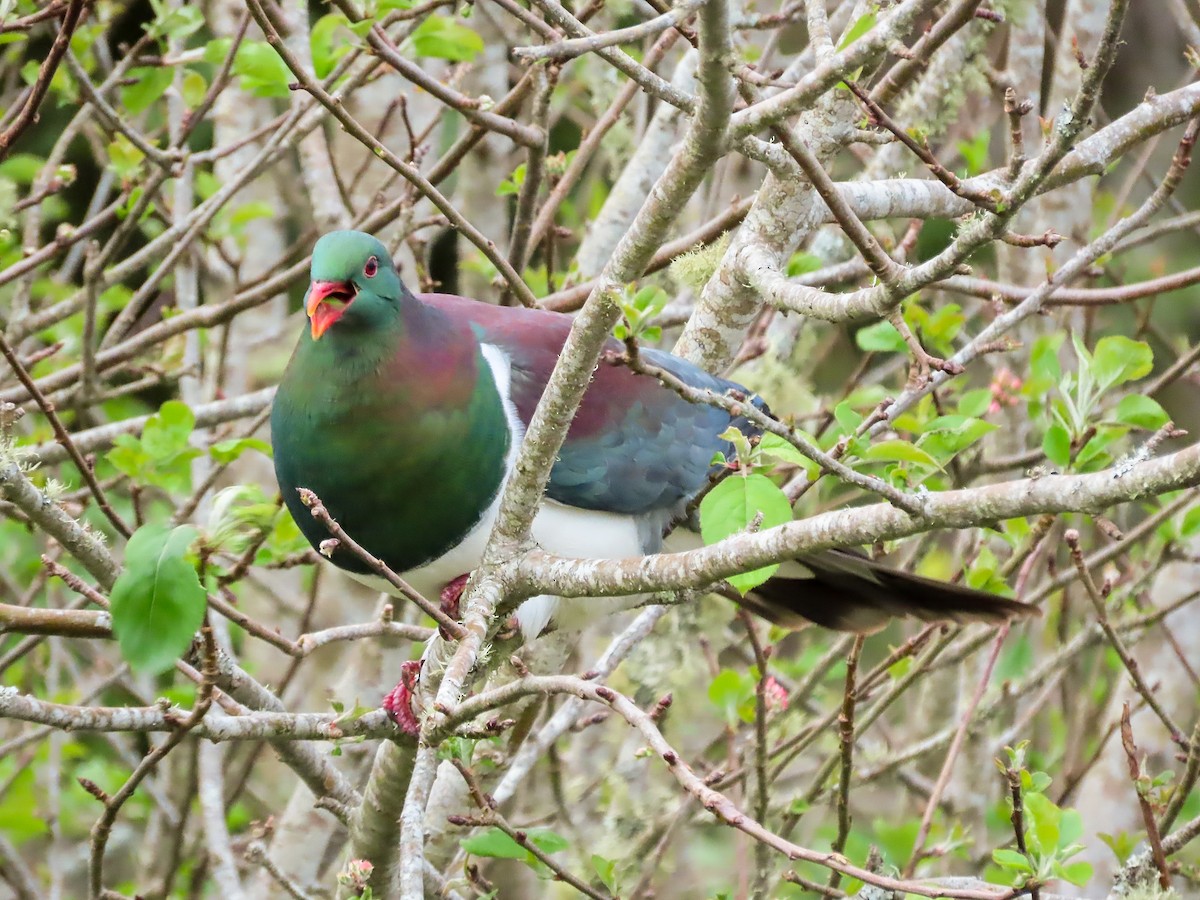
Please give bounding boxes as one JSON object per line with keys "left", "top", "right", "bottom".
{"left": 271, "top": 231, "right": 1030, "bottom": 657}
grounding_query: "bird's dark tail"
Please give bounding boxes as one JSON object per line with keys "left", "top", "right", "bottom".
{"left": 740, "top": 548, "right": 1034, "bottom": 633}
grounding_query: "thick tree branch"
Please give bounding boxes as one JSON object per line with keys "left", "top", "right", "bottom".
{"left": 511, "top": 439, "right": 1200, "bottom": 598}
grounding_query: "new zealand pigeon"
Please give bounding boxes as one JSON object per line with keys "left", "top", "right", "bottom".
{"left": 271, "top": 230, "right": 1030, "bottom": 643}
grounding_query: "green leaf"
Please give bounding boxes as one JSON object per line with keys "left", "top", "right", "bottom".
{"left": 496, "top": 162, "right": 526, "bottom": 196}
{"left": 146, "top": 1, "right": 203, "bottom": 39}
{"left": 0, "top": 762, "right": 46, "bottom": 843}
{"left": 121, "top": 67, "right": 173, "bottom": 115}
{"left": 833, "top": 400, "right": 863, "bottom": 434}
{"left": 699, "top": 474, "right": 793, "bottom": 593}
{"left": 863, "top": 439, "right": 939, "bottom": 469}
{"left": 154, "top": 400, "right": 195, "bottom": 444}
{"left": 459, "top": 827, "right": 565, "bottom": 862}
{"left": 957, "top": 130, "right": 991, "bottom": 175}
{"left": 1058, "top": 809, "right": 1084, "bottom": 846}
{"left": 888, "top": 656, "right": 913, "bottom": 680}
{"left": 1018, "top": 768, "right": 1052, "bottom": 794}
{"left": 1072, "top": 428, "right": 1119, "bottom": 473}
{"left": 918, "top": 417, "right": 997, "bottom": 460}
{"left": 757, "top": 433, "right": 819, "bottom": 476}
{"left": 107, "top": 400, "right": 201, "bottom": 492}
{"left": 1058, "top": 860, "right": 1094, "bottom": 885}
{"left": 994, "top": 633, "right": 1033, "bottom": 683}
{"left": 1043, "top": 423, "right": 1071, "bottom": 469}
{"left": 591, "top": 855, "right": 619, "bottom": 894}
{"left": 311, "top": 13, "right": 353, "bottom": 78}
{"left": 1098, "top": 830, "right": 1140, "bottom": 863}
{"left": 919, "top": 303, "right": 965, "bottom": 348}
{"left": 1091, "top": 336, "right": 1153, "bottom": 390}
{"left": 1023, "top": 792, "right": 1061, "bottom": 853}
{"left": 525, "top": 828, "right": 569, "bottom": 855}
{"left": 1180, "top": 505, "right": 1200, "bottom": 538}
{"left": 1112, "top": 394, "right": 1168, "bottom": 430}
{"left": 0, "top": 154, "right": 43, "bottom": 185}
{"left": 992, "top": 848, "right": 1032, "bottom": 872}
{"left": 461, "top": 827, "right": 526, "bottom": 860}
{"left": 227, "top": 200, "right": 275, "bottom": 230}
{"left": 1029, "top": 333, "right": 1064, "bottom": 386}
{"left": 209, "top": 437, "right": 272, "bottom": 464}
{"left": 708, "top": 668, "right": 754, "bottom": 726}
{"left": 107, "top": 134, "right": 145, "bottom": 181}
{"left": 838, "top": 12, "right": 877, "bottom": 49}
{"left": 181, "top": 70, "right": 207, "bottom": 107}
{"left": 718, "top": 425, "right": 754, "bottom": 467}
{"left": 871, "top": 818, "right": 919, "bottom": 867}
{"left": 785, "top": 251, "right": 823, "bottom": 276}
{"left": 855, "top": 320, "right": 906, "bottom": 353}
{"left": 234, "top": 41, "right": 293, "bottom": 97}
{"left": 407, "top": 16, "right": 484, "bottom": 62}
{"left": 615, "top": 283, "right": 670, "bottom": 343}
{"left": 110, "top": 524, "right": 206, "bottom": 675}
{"left": 203, "top": 38, "right": 234, "bottom": 65}
{"left": 957, "top": 388, "right": 993, "bottom": 418}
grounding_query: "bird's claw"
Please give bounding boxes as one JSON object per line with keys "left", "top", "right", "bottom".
{"left": 438, "top": 573, "right": 470, "bottom": 640}
{"left": 382, "top": 659, "right": 423, "bottom": 735}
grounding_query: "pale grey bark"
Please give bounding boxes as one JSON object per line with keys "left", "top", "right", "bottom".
{"left": 997, "top": 0, "right": 1048, "bottom": 285}
{"left": 281, "top": 0, "right": 352, "bottom": 233}
{"left": 575, "top": 53, "right": 697, "bottom": 279}
{"left": 675, "top": 0, "right": 946, "bottom": 370}
{"left": 457, "top": 4, "right": 516, "bottom": 297}
{"left": 1033, "top": 0, "right": 1111, "bottom": 265}
{"left": 201, "top": 0, "right": 293, "bottom": 438}
{"left": 197, "top": 742, "right": 246, "bottom": 900}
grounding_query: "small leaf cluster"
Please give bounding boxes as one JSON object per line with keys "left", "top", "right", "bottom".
{"left": 991, "top": 744, "right": 1094, "bottom": 889}
{"left": 1031, "top": 334, "right": 1166, "bottom": 472}
{"left": 856, "top": 296, "right": 966, "bottom": 359}
{"left": 699, "top": 426, "right": 797, "bottom": 594}
{"left": 614, "top": 284, "right": 670, "bottom": 344}
{"left": 107, "top": 401, "right": 202, "bottom": 493}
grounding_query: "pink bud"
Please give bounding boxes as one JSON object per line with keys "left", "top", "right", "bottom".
{"left": 763, "top": 676, "right": 788, "bottom": 712}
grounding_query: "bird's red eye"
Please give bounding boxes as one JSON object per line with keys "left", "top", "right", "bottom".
{"left": 364, "top": 256, "right": 379, "bottom": 278}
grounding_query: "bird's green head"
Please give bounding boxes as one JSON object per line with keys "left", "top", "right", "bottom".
{"left": 305, "top": 230, "right": 404, "bottom": 340}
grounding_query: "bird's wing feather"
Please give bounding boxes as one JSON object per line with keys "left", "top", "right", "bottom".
{"left": 419, "top": 293, "right": 763, "bottom": 515}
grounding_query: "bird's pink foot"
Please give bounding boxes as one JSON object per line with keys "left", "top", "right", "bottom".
{"left": 438, "top": 573, "right": 470, "bottom": 639}
{"left": 382, "top": 659, "right": 423, "bottom": 735}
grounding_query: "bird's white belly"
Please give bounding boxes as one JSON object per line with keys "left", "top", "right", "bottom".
{"left": 346, "top": 499, "right": 645, "bottom": 639}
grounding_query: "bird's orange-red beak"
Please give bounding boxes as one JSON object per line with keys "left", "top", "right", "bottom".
{"left": 306, "top": 280, "right": 354, "bottom": 340}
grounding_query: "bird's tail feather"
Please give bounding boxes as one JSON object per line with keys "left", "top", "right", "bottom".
{"left": 743, "top": 548, "right": 1034, "bottom": 633}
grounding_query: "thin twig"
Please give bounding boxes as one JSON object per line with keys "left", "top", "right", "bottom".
{"left": 244, "top": 0, "right": 539, "bottom": 309}
{"left": 0, "top": 0, "right": 88, "bottom": 160}
{"left": 906, "top": 625, "right": 1010, "bottom": 875}
{"left": 1119, "top": 703, "right": 1173, "bottom": 890}
{"left": 826, "top": 634, "right": 864, "bottom": 893}
{"left": 0, "top": 332, "right": 131, "bottom": 538}
{"left": 513, "top": 0, "right": 706, "bottom": 61}
{"left": 297, "top": 487, "right": 466, "bottom": 639}
{"left": 1065, "top": 530, "right": 1188, "bottom": 750}
{"left": 449, "top": 759, "right": 614, "bottom": 900}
